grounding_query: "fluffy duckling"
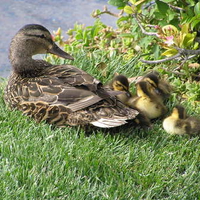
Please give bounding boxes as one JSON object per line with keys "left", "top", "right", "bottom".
{"left": 4, "top": 24, "right": 139, "bottom": 128}
{"left": 141, "top": 72, "right": 172, "bottom": 102}
{"left": 128, "top": 81, "right": 167, "bottom": 119}
{"left": 105, "top": 74, "right": 132, "bottom": 105}
{"left": 163, "top": 105, "right": 200, "bottom": 135}
{"left": 106, "top": 74, "right": 151, "bottom": 127}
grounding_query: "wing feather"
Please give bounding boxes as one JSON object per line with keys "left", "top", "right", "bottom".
{"left": 17, "top": 64, "right": 126, "bottom": 113}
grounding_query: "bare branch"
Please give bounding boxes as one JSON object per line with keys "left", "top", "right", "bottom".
{"left": 92, "top": 6, "right": 123, "bottom": 18}
{"left": 133, "top": 14, "right": 159, "bottom": 37}
{"left": 159, "top": 67, "right": 200, "bottom": 78}
{"left": 168, "top": 4, "right": 185, "bottom": 11}
{"left": 140, "top": 53, "right": 181, "bottom": 64}
{"left": 175, "top": 47, "right": 200, "bottom": 56}
{"left": 133, "top": 11, "right": 200, "bottom": 64}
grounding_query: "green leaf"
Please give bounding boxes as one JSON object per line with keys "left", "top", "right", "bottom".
{"left": 167, "top": 10, "right": 176, "bottom": 21}
{"left": 190, "top": 14, "right": 200, "bottom": 29}
{"left": 119, "top": 33, "right": 134, "bottom": 38}
{"left": 193, "top": 42, "right": 199, "bottom": 49}
{"left": 162, "top": 48, "right": 178, "bottom": 57}
{"left": 170, "top": 18, "right": 180, "bottom": 28}
{"left": 156, "top": 0, "right": 169, "bottom": 15}
{"left": 124, "top": 5, "right": 134, "bottom": 14}
{"left": 129, "top": 0, "right": 136, "bottom": 4}
{"left": 194, "top": 2, "right": 200, "bottom": 15}
{"left": 108, "top": 0, "right": 127, "bottom": 7}
{"left": 182, "top": 33, "right": 196, "bottom": 48}
{"left": 153, "top": 44, "right": 160, "bottom": 59}
{"left": 191, "top": 19, "right": 200, "bottom": 30}
{"left": 181, "top": 23, "right": 189, "bottom": 35}
{"left": 75, "top": 33, "right": 83, "bottom": 40}
{"left": 161, "top": 0, "right": 174, "bottom": 2}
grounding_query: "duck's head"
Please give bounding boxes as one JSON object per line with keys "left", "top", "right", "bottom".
{"left": 171, "top": 105, "right": 186, "bottom": 119}
{"left": 9, "top": 24, "right": 74, "bottom": 74}
{"left": 112, "top": 75, "right": 130, "bottom": 93}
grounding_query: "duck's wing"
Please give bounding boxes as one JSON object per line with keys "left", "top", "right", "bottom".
{"left": 17, "top": 77, "right": 102, "bottom": 109}
{"left": 17, "top": 74, "right": 122, "bottom": 113}
{"left": 43, "top": 65, "right": 106, "bottom": 95}
{"left": 43, "top": 64, "right": 124, "bottom": 101}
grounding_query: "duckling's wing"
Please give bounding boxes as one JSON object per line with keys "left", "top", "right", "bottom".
{"left": 186, "top": 117, "right": 200, "bottom": 135}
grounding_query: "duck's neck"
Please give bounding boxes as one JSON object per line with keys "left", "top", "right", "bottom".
{"left": 10, "top": 51, "right": 51, "bottom": 77}
{"left": 9, "top": 37, "right": 52, "bottom": 77}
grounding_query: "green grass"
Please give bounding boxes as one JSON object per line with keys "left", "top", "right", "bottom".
{"left": 1, "top": 52, "right": 200, "bottom": 200}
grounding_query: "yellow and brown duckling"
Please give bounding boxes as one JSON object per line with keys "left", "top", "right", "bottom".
{"left": 128, "top": 81, "right": 167, "bottom": 119}
{"left": 105, "top": 74, "right": 132, "bottom": 105}
{"left": 163, "top": 105, "right": 200, "bottom": 135}
{"left": 141, "top": 72, "right": 172, "bottom": 102}
{"left": 106, "top": 74, "right": 151, "bottom": 127}
{"left": 4, "top": 24, "right": 139, "bottom": 128}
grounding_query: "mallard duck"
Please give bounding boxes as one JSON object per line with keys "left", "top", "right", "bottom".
{"left": 141, "top": 72, "right": 172, "bottom": 102}
{"left": 105, "top": 74, "right": 132, "bottom": 105}
{"left": 4, "top": 24, "right": 139, "bottom": 128}
{"left": 163, "top": 105, "right": 200, "bottom": 135}
{"left": 128, "top": 81, "right": 167, "bottom": 119}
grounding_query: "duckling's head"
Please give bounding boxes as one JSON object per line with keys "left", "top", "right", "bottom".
{"left": 9, "top": 24, "right": 74, "bottom": 74}
{"left": 112, "top": 75, "right": 130, "bottom": 92}
{"left": 143, "top": 72, "right": 159, "bottom": 88}
{"left": 136, "top": 81, "right": 152, "bottom": 97}
{"left": 171, "top": 105, "right": 187, "bottom": 119}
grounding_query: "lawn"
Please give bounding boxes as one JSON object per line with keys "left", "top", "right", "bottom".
{"left": 0, "top": 51, "right": 200, "bottom": 200}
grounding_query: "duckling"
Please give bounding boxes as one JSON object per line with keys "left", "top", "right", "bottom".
{"left": 163, "top": 105, "right": 200, "bottom": 135}
{"left": 105, "top": 74, "right": 132, "bottom": 105}
{"left": 128, "top": 81, "right": 167, "bottom": 119}
{"left": 4, "top": 24, "right": 139, "bottom": 128}
{"left": 106, "top": 74, "right": 151, "bottom": 127}
{"left": 141, "top": 72, "right": 172, "bottom": 102}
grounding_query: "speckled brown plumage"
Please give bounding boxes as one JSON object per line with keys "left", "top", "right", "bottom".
{"left": 4, "top": 24, "right": 139, "bottom": 128}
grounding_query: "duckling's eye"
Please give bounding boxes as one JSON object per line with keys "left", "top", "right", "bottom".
{"left": 116, "top": 83, "right": 123, "bottom": 88}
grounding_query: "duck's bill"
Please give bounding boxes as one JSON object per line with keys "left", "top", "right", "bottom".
{"left": 48, "top": 43, "right": 74, "bottom": 60}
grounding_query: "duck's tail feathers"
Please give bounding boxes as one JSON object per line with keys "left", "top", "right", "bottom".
{"left": 90, "top": 105, "right": 139, "bottom": 128}
{"left": 90, "top": 116, "right": 128, "bottom": 128}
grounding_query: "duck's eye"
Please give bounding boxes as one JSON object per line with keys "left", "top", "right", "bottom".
{"left": 40, "top": 34, "right": 45, "bottom": 38}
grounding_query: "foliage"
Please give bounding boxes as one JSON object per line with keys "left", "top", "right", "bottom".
{"left": 51, "top": 0, "right": 200, "bottom": 68}
{"left": 108, "top": 0, "right": 200, "bottom": 56}
{"left": 158, "top": 24, "right": 198, "bottom": 57}
{"left": 62, "top": 19, "right": 139, "bottom": 60}
{"left": 47, "top": 0, "right": 200, "bottom": 101}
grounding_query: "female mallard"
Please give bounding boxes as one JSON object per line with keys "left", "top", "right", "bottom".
{"left": 4, "top": 24, "right": 139, "bottom": 128}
